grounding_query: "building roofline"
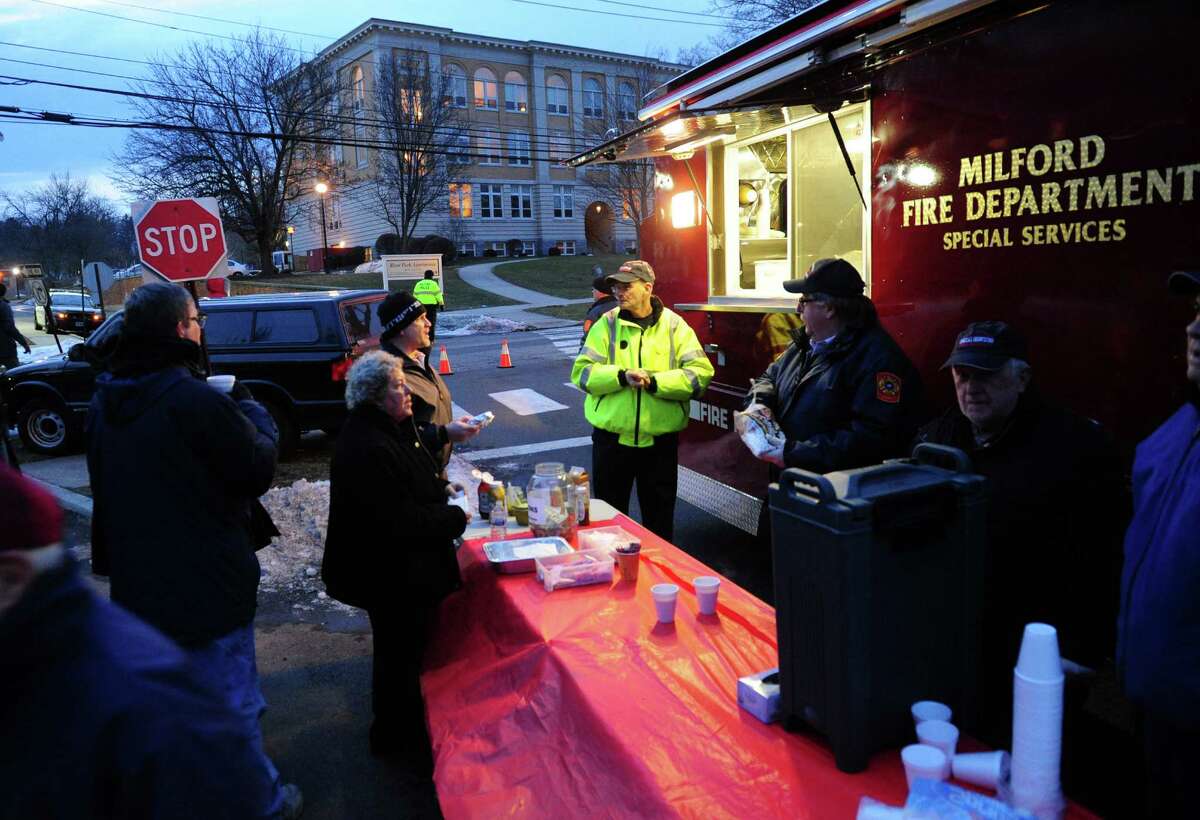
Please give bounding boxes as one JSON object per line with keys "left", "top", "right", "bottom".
{"left": 315, "top": 18, "right": 687, "bottom": 71}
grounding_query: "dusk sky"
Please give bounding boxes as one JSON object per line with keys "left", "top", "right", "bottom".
{"left": 0, "top": 0, "right": 722, "bottom": 207}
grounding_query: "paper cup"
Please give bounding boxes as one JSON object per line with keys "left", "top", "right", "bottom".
{"left": 1015, "top": 622, "right": 1064, "bottom": 682}
{"left": 911, "top": 700, "right": 952, "bottom": 729}
{"left": 915, "top": 720, "right": 958, "bottom": 774}
{"left": 693, "top": 575, "right": 720, "bottom": 615}
{"left": 206, "top": 374, "right": 236, "bottom": 393}
{"left": 952, "top": 750, "right": 1011, "bottom": 789}
{"left": 901, "top": 743, "right": 948, "bottom": 789}
{"left": 651, "top": 583, "right": 679, "bottom": 623}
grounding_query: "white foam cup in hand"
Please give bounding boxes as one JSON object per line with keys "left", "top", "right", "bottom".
{"left": 693, "top": 576, "right": 720, "bottom": 615}
{"left": 901, "top": 743, "right": 948, "bottom": 789}
{"left": 915, "top": 719, "right": 959, "bottom": 768}
{"left": 952, "top": 750, "right": 1011, "bottom": 789}
{"left": 1015, "top": 622, "right": 1064, "bottom": 682}
{"left": 206, "top": 374, "right": 236, "bottom": 393}
{"left": 651, "top": 583, "right": 679, "bottom": 623}
{"left": 911, "top": 700, "right": 952, "bottom": 729}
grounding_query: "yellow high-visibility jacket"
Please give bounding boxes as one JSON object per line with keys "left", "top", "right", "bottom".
{"left": 571, "top": 298, "right": 713, "bottom": 447}
{"left": 413, "top": 278, "right": 444, "bottom": 307}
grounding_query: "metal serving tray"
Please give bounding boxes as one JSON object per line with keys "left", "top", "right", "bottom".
{"left": 483, "top": 536, "right": 573, "bottom": 574}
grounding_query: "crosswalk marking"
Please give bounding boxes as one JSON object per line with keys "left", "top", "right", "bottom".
{"left": 539, "top": 326, "right": 581, "bottom": 359}
{"left": 451, "top": 403, "right": 473, "bottom": 420}
{"left": 564, "top": 381, "right": 581, "bottom": 391}
{"left": 488, "top": 388, "right": 568, "bottom": 416}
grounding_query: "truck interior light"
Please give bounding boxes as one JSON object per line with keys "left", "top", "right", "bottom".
{"left": 660, "top": 118, "right": 687, "bottom": 139}
{"left": 671, "top": 191, "right": 700, "bottom": 229}
{"left": 671, "top": 133, "right": 728, "bottom": 154}
{"left": 738, "top": 182, "right": 759, "bottom": 206}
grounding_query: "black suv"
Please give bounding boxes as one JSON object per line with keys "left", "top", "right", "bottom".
{"left": 1, "top": 290, "right": 387, "bottom": 456}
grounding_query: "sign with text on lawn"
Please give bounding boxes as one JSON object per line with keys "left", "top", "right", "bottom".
{"left": 380, "top": 254, "right": 442, "bottom": 291}
{"left": 133, "top": 198, "right": 227, "bottom": 283}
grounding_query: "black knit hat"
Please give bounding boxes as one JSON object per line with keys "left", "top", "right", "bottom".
{"left": 378, "top": 291, "right": 426, "bottom": 341}
{"left": 1168, "top": 271, "right": 1200, "bottom": 295}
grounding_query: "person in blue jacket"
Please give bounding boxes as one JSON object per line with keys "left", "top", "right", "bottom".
{"left": 1117, "top": 269, "right": 1200, "bottom": 818}
{"left": 0, "top": 464, "right": 281, "bottom": 819}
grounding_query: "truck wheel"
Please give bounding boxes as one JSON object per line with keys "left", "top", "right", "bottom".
{"left": 261, "top": 400, "right": 298, "bottom": 457}
{"left": 17, "top": 399, "right": 73, "bottom": 455}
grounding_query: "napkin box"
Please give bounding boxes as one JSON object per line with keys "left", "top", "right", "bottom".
{"left": 738, "top": 667, "right": 781, "bottom": 724}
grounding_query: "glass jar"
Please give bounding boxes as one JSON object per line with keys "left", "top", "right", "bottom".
{"left": 527, "top": 462, "right": 577, "bottom": 540}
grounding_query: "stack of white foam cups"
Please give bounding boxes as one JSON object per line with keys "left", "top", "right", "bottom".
{"left": 1009, "top": 623, "right": 1066, "bottom": 819}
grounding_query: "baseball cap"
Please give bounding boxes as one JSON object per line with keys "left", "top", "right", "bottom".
{"left": 783, "top": 258, "right": 865, "bottom": 297}
{"left": 1168, "top": 270, "right": 1200, "bottom": 295}
{"left": 606, "top": 260, "right": 655, "bottom": 286}
{"left": 941, "top": 320, "right": 1029, "bottom": 371}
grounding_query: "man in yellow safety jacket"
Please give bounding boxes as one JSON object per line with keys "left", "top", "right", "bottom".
{"left": 412, "top": 270, "right": 444, "bottom": 345}
{"left": 571, "top": 260, "right": 713, "bottom": 541}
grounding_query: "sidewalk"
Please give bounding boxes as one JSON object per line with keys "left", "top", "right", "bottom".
{"left": 451, "top": 260, "right": 589, "bottom": 330}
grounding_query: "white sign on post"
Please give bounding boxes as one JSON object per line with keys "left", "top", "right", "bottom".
{"left": 380, "top": 254, "right": 444, "bottom": 294}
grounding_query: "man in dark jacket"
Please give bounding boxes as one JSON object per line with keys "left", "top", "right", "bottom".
{"left": 747, "top": 258, "right": 923, "bottom": 472}
{"left": 579, "top": 267, "right": 617, "bottom": 351}
{"left": 0, "top": 464, "right": 280, "bottom": 819}
{"left": 1118, "top": 271, "right": 1200, "bottom": 818}
{"left": 322, "top": 350, "right": 468, "bottom": 773}
{"left": 0, "top": 282, "right": 32, "bottom": 369}
{"left": 86, "top": 282, "right": 299, "bottom": 817}
{"left": 915, "top": 320, "right": 1129, "bottom": 811}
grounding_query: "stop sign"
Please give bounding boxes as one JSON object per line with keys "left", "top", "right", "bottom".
{"left": 133, "top": 198, "right": 227, "bottom": 282}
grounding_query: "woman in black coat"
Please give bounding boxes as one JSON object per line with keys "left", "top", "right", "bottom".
{"left": 321, "top": 350, "right": 468, "bottom": 774}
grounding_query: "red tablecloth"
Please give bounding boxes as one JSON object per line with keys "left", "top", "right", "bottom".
{"left": 422, "top": 515, "right": 1096, "bottom": 818}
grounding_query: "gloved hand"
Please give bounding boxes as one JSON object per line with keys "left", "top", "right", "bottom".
{"left": 745, "top": 401, "right": 773, "bottom": 420}
{"left": 229, "top": 381, "right": 255, "bottom": 403}
{"left": 22, "top": 344, "right": 31, "bottom": 355}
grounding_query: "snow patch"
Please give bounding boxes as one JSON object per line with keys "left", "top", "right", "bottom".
{"left": 438, "top": 315, "right": 533, "bottom": 336}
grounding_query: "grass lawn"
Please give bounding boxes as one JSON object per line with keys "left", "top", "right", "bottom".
{"left": 247, "top": 266, "right": 519, "bottom": 311}
{"left": 527, "top": 303, "right": 590, "bottom": 322}
{"left": 491, "top": 253, "right": 631, "bottom": 299}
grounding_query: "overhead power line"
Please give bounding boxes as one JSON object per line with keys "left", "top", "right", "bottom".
{"left": 508, "top": 0, "right": 724, "bottom": 26}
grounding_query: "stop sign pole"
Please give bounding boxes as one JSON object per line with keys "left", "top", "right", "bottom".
{"left": 133, "top": 197, "right": 228, "bottom": 375}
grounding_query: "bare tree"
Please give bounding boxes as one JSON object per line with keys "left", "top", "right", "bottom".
{"left": 1, "top": 173, "right": 133, "bottom": 281}
{"left": 708, "top": 0, "right": 822, "bottom": 44}
{"left": 112, "top": 30, "right": 339, "bottom": 275}
{"left": 371, "top": 52, "right": 470, "bottom": 249}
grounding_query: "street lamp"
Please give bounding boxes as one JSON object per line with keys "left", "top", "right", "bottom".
{"left": 314, "top": 181, "right": 330, "bottom": 273}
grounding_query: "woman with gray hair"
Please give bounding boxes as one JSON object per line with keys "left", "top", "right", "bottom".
{"left": 320, "top": 350, "right": 468, "bottom": 777}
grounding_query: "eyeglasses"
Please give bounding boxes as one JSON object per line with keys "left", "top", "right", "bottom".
{"left": 185, "top": 313, "right": 208, "bottom": 328}
{"left": 797, "top": 297, "right": 822, "bottom": 307}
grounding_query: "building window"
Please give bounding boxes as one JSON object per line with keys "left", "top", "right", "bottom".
{"left": 327, "top": 196, "right": 342, "bottom": 230}
{"left": 473, "top": 67, "right": 498, "bottom": 110}
{"left": 449, "top": 183, "right": 473, "bottom": 218}
{"left": 352, "top": 69, "right": 368, "bottom": 169}
{"left": 521, "top": 240, "right": 536, "bottom": 256}
{"left": 443, "top": 64, "right": 467, "bottom": 108}
{"left": 509, "top": 184, "right": 532, "bottom": 219}
{"left": 450, "top": 134, "right": 471, "bottom": 164}
{"left": 549, "top": 130, "right": 573, "bottom": 161}
{"left": 623, "top": 239, "right": 637, "bottom": 254}
{"left": 547, "top": 74, "right": 569, "bottom": 115}
{"left": 507, "top": 131, "right": 530, "bottom": 166}
{"left": 555, "top": 240, "right": 576, "bottom": 256}
{"left": 457, "top": 241, "right": 475, "bottom": 257}
{"left": 477, "top": 130, "right": 501, "bottom": 165}
{"left": 553, "top": 185, "right": 574, "bottom": 218}
{"left": 583, "top": 78, "right": 604, "bottom": 119}
{"left": 351, "top": 66, "right": 365, "bottom": 104}
{"left": 618, "top": 81, "right": 637, "bottom": 121}
{"left": 479, "top": 184, "right": 503, "bottom": 219}
{"left": 504, "top": 71, "right": 528, "bottom": 113}
{"left": 489, "top": 241, "right": 508, "bottom": 257}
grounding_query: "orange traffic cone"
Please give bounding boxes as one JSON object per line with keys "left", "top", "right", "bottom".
{"left": 497, "top": 338, "right": 514, "bottom": 369}
{"left": 437, "top": 344, "right": 454, "bottom": 375}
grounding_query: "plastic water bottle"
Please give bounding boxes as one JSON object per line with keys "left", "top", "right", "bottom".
{"left": 489, "top": 488, "right": 508, "bottom": 540}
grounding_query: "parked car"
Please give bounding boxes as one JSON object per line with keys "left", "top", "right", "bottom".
{"left": 226, "top": 259, "right": 259, "bottom": 278}
{"left": 0, "top": 290, "right": 388, "bottom": 456}
{"left": 34, "top": 290, "right": 105, "bottom": 337}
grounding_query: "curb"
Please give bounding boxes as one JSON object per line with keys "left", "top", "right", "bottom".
{"left": 27, "top": 476, "right": 93, "bottom": 517}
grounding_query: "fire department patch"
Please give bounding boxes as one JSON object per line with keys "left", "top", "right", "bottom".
{"left": 875, "top": 372, "right": 902, "bottom": 404}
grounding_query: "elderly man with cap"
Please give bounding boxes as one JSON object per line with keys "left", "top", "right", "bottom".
{"left": 0, "top": 465, "right": 284, "bottom": 818}
{"left": 1118, "top": 271, "right": 1200, "bottom": 818}
{"left": 916, "top": 320, "right": 1128, "bottom": 803}
{"left": 377, "top": 291, "right": 482, "bottom": 474}
{"left": 572, "top": 260, "right": 713, "bottom": 541}
{"left": 579, "top": 265, "right": 618, "bottom": 351}
{"left": 746, "top": 258, "right": 922, "bottom": 474}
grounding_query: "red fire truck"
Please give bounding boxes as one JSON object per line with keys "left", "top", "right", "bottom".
{"left": 570, "top": 0, "right": 1198, "bottom": 533}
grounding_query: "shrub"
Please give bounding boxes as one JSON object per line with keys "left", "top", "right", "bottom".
{"left": 402, "top": 236, "right": 426, "bottom": 253}
{"left": 482, "top": 248, "right": 497, "bottom": 257}
{"left": 422, "top": 234, "right": 457, "bottom": 264}
{"left": 375, "top": 233, "right": 404, "bottom": 255}
{"left": 548, "top": 246, "right": 562, "bottom": 257}
{"left": 505, "top": 238, "right": 524, "bottom": 258}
